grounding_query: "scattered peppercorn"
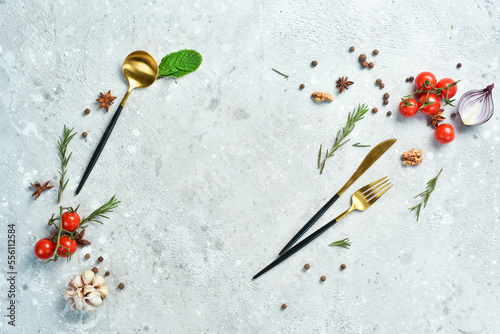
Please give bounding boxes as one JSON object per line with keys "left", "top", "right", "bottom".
{"left": 361, "top": 61, "right": 368, "bottom": 68}
{"left": 118, "top": 283, "right": 125, "bottom": 289}
{"left": 300, "top": 84, "right": 305, "bottom": 89}
{"left": 340, "top": 264, "right": 347, "bottom": 270}
{"left": 383, "top": 93, "right": 390, "bottom": 99}
{"left": 304, "top": 263, "right": 310, "bottom": 270}
{"left": 451, "top": 113, "right": 457, "bottom": 118}
{"left": 359, "top": 54, "right": 367, "bottom": 62}
{"left": 98, "top": 256, "right": 104, "bottom": 262}
{"left": 82, "top": 132, "right": 88, "bottom": 138}
{"left": 282, "top": 303, "right": 287, "bottom": 309}
{"left": 405, "top": 78, "right": 409, "bottom": 83}
{"left": 409, "top": 76, "right": 414, "bottom": 82}
{"left": 349, "top": 46, "right": 355, "bottom": 52}
{"left": 373, "top": 49, "right": 379, "bottom": 55}
{"left": 320, "top": 275, "right": 327, "bottom": 282}
{"left": 457, "top": 63, "right": 462, "bottom": 68}
{"left": 84, "top": 108, "right": 91, "bottom": 115}
{"left": 383, "top": 99, "right": 389, "bottom": 105}
{"left": 92, "top": 267, "right": 98, "bottom": 274}
{"left": 372, "top": 108, "right": 378, "bottom": 113}
{"left": 387, "top": 111, "right": 392, "bottom": 116}
{"left": 311, "top": 60, "right": 318, "bottom": 67}
{"left": 380, "top": 83, "right": 385, "bottom": 88}
{"left": 105, "top": 271, "right": 110, "bottom": 277}
{"left": 368, "top": 62, "right": 374, "bottom": 69}
{"left": 375, "top": 79, "right": 382, "bottom": 85}
{"left": 85, "top": 253, "right": 90, "bottom": 259}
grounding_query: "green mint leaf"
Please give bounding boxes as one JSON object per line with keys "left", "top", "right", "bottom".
{"left": 158, "top": 49, "right": 202, "bottom": 78}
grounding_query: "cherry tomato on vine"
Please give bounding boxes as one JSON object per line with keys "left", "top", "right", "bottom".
{"left": 56, "top": 236, "right": 78, "bottom": 257}
{"left": 415, "top": 71, "right": 437, "bottom": 91}
{"left": 436, "top": 78, "right": 458, "bottom": 100}
{"left": 61, "top": 211, "right": 81, "bottom": 232}
{"left": 34, "top": 238, "right": 56, "bottom": 260}
{"left": 434, "top": 124, "right": 455, "bottom": 144}
{"left": 419, "top": 93, "right": 441, "bottom": 115}
{"left": 398, "top": 98, "right": 419, "bottom": 117}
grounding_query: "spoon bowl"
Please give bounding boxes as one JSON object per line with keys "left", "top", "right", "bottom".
{"left": 75, "top": 50, "right": 159, "bottom": 195}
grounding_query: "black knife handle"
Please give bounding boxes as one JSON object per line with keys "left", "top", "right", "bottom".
{"left": 278, "top": 193, "right": 340, "bottom": 256}
{"left": 253, "top": 219, "right": 338, "bottom": 279}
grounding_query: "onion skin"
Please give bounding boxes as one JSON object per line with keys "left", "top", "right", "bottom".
{"left": 457, "top": 84, "right": 494, "bottom": 126}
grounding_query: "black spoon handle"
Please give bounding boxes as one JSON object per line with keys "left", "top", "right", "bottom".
{"left": 253, "top": 219, "right": 338, "bottom": 280}
{"left": 278, "top": 193, "right": 339, "bottom": 255}
{"left": 75, "top": 105, "right": 124, "bottom": 195}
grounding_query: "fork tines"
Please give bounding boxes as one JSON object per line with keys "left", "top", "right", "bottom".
{"left": 358, "top": 176, "right": 392, "bottom": 204}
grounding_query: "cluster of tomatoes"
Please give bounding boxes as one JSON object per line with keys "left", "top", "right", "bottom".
{"left": 398, "top": 71, "right": 457, "bottom": 144}
{"left": 33, "top": 210, "right": 81, "bottom": 260}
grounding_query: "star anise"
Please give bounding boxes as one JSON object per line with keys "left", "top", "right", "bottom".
{"left": 75, "top": 229, "right": 91, "bottom": 247}
{"left": 336, "top": 76, "right": 354, "bottom": 94}
{"left": 30, "top": 181, "right": 55, "bottom": 200}
{"left": 427, "top": 109, "right": 446, "bottom": 128}
{"left": 96, "top": 90, "right": 117, "bottom": 112}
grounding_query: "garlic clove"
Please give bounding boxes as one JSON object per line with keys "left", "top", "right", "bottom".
{"left": 96, "top": 285, "right": 109, "bottom": 299}
{"left": 82, "top": 270, "right": 95, "bottom": 285}
{"left": 92, "top": 275, "right": 105, "bottom": 288}
{"left": 84, "top": 300, "right": 97, "bottom": 312}
{"left": 68, "top": 275, "right": 84, "bottom": 290}
{"left": 64, "top": 289, "right": 75, "bottom": 301}
{"left": 73, "top": 291, "right": 85, "bottom": 310}
{"left": 85, "top": 291, "right": 103, "bottom": 306}
{"left": 83, "top": 285, "right": 97, "bottom": 296}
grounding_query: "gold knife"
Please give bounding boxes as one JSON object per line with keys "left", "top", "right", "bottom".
{"left": 278, "top": 138, "right": 396, "bottom": 255}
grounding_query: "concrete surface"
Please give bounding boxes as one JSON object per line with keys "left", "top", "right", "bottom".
{"left": 1, "top": 0, "right": 499, "bottom": 333}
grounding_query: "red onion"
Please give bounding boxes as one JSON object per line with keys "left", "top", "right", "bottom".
{"left": 457, "top": 84, "right": 494, "bottom": 125}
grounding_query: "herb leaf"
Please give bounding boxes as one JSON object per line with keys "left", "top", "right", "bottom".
{"left": 409, "top": 168, "right": 443, "bottom": 221}
{"left": 57, "top": 125, "right": 76, "bottom": 204}
{"left": 318, "top": 103, "right": 369, "bottom": 174}
{"left": 158, "top": 49, "right": 202, "bottom": 78}
{"left": 80, "top": 195, "right": 121, "bottom": 228}
{"left": 329, "top": 238, "right": 351, "bottom": 249}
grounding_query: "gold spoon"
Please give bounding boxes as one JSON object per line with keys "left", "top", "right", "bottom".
{"left": 76, "top": 51, "right": 158, "bottom": 195}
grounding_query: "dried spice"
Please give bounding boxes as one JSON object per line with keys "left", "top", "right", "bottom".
{"left": 373, "top": 49, "right": 379, "bottom": 55}
{"left": 402, "top": 149, "right": 424, "bottom": 166}
{"left": 361, "top": 61, "right": 368, "bottom": 68}
{"left": 383, "top": 99, "right": 389, "bottom": 105}
{"left": 82, "top": 132, "right": 88, "bottom": 142}
{"left": 380, "top": 83, "right": 385, "bottom": 88}
{"left": 451, "top": 113, "right": 457, "bottom": 119}
{"left": 85, "top": 253, "right": 91, "bottom": 259}
{"left": 340, "top": 264, "right": 347, "bottom": 270}
{"left": 282, "top": 303, "right": 287, "bottom": 309}
{"left": 375, "top": 79, "right": 382, "bottom": 85}
{"left": 349, "top": 46, "right": 355, "bottom": 52}
{"left": 457, "top": 63, "right": 462, "bottom": 68}
{"left": 368, "top": 62, "right": 374, "bottom": 69}
{"left": 98, "top": 256, "right": 104, "bottom": 263}
{"left": 30, "top": 181, "right": 55, "bottom": 200}
{"left": 358, "top": 54, "right": 367, "bottom": 62}
{"left": 427, "top": 109, "right": 445, "bottom": 128}
{"left": 383, "top": 93, "right": 390, "bottom": 99}
{"left": 311, "top": 92, "right": 333, "bottom": 102}
{"left": 118, "top": 283, "right": 125, "bottom": 289}
{"left": 409, "top": 76, "right": 414, "bottom": 82}
{"left": 84, "top": 108, "right": 91, "bottom": 115}
{"left": 75, "top": 229, "right": 91, "bottom": 248}
{"left": 105, "top": 271, "right": 110, "bottom": 277}
{"left": 311, "top": 60, "right": 318, "bottom": 67}
{"left": 304, "top": 263, "right": 310, "bottom": 270}
{"left": 92, "top": 267, "right": 98, "bottom": 274}
{"left": 372, "top": 107, "right": 378, "bottom": 113}
{"left": 96, "top": 91, "right": 117, "bottom": 112}
{"left": 386, "top": 111, "right": 392, "bottom": 116}
{"left": 299, "top": 84, "right": 305, "bottom": 89}
{"left": 336, "top": 76, "right": 354, "bottom": 93}
{"left": 320, "top": 275, "right": 327, "bottom": 281}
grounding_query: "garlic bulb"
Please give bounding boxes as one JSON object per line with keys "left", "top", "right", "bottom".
{"left": 65, "top": 270, "right": 109, "bottom": 312}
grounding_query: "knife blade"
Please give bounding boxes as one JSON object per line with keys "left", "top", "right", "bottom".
{"left": 277, "top": 138, "right": 396, "bottom": 255}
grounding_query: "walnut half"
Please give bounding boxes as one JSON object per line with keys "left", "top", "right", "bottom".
{"left": 402, "top": 149, "right": 423, "bottom": 166}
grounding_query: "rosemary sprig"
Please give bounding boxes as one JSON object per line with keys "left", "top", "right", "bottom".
{"left": 272, "top": 68, "right": 289, "bottom": 79}
{"left": 329, "top": 238, "right": 351, "bottom": 249}
{"left": 57, "top": 125, "right": 76, "bottom": 203}
{"left": 353, "top": 143, "right": 370, "bottom": 148}
{"left": 409, "top": 168, "right": 443, "bottom": 221}
{"left": 80, "top": 195, "right": 121, "bottom": 228}
{"left": 318, "top": 103, "right": 369, "bottom": 174}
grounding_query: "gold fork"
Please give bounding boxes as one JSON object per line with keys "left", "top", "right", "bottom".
{"left": 253, "top": 177, "right": 392, "bottom": 279}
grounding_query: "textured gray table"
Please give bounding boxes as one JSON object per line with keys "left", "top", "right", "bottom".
{"left": 1, "top": 0, "right": 499, "bottom": 333}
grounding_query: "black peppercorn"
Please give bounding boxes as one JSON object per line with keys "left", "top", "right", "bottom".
{"left": 299, "top": 84, "right": 305, "bottom": 89}
{"left": 85, "top": 253, "right": 90, "bottom": 259}
{"left": 409, "top": 76, "right": 415, "bottom": 82}
{"left": 451, "top": 113, "right": 457, "bottom": 118}
{"left": 380, "top": 83, "right": 385, "bottom": 88}
{"left": 457, "top": 63, "right": 462, "bottom": 68}
{"left": 383, "top": 93, "right": 390, "bottom": 99}
{"left": 320, "top": 275, "right": 327, "bottom": 281}
{"left": 383, "top": 99, "right": 389, "bottom": 105}
{"left": 375, "top": 79, "right": 382, "bottom": 85}
{"left": 92, "top": 267, "right": 98, "bottom": 274}
{"left": 359, "top": 54, "right": 367, "bottom": 62}
{"left": 349, "top": 46, "right": 355, "bottom": 52}
{"left": 372, "top": 108, "right": 378, "bottom": 113}
{"left": 340, "top": 264, "right": 347, "bottom": 270}
{"left": 304, "top": 263, "right": 310, "bottom": 270}
{"left": 361, "top": 61, "right": 368, "bottom": 68}
{"left": 84, "top": 108, "right": 91, "bottom": 115}
{"left": 373, "top": 49, "right": 379, "bottom": 55}
{"left": 387, "top": 111, "right": 392, "bottom": 116}
{"left": 368, "top": 62, "right": 374, "bottom": 69}
{"left": 98, "top": 256, "right": 104, "bottom": 262}
{"left": 118, "top": 283, "right": 125, "bottom": 289}
{"left": 105, "top": 271, "right": 110, "bottom": 277}
{"left": 311, "top": 60, "right": 318, "bottom": 67}
{"left": 282, "top": 303, "right": 287, "bottom": 309}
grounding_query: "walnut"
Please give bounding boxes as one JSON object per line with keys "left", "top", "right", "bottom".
{"left": 311, "top": 92, "right": 333, "bottom": 102}
{"left": 402, "top": 149, "right": 423, "bottom": 166}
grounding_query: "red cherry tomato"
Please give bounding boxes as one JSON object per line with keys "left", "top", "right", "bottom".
{"left": 34, "top": 238, "right": 56, "bottom": 260}
{"left": 436, "top": 78, "right": 458, "bottom": 100}
{"left": 434, "top": 124, "right": 455, "bottom": 144}
{"left": 61, "top": 211, "right": 81, "bottom": 232}
{"left": 419, "top": 93, "right": 441, "bottom": 115}
{"left": 56, "top": 236, "right": 78, "bottom": 257}
{"left": 398, "top": 98, "right": 419, "bottom": 117}
{"left": 415, "top": 71, "right": 437, "bottom": 91}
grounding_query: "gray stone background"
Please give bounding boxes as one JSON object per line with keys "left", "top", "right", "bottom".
{"left": 0, "top": 0, "right": 499, "bottom": 333}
